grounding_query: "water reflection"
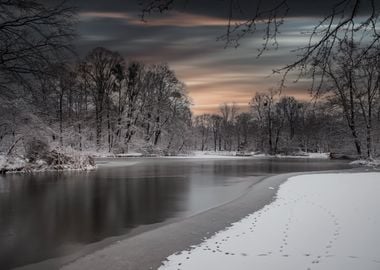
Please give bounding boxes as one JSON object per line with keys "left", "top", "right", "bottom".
{"left": 0, "top": 158, "right": 350, "bottom": 269}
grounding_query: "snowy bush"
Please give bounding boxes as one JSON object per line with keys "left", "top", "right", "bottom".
{"left": 24, "top": 137, "right": 50, "bottom": 162}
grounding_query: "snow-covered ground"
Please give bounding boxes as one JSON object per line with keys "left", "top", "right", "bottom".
{"left": 0, "top": 152, "right": 96, "bottom": 173}
{"left": 350, "top": 159, "right": 380, "bottom": 168}
{"left": 163, "top": 151, "right": 330, "bottom": 159}
{"left": 160, "top": 173, "right": 380, "bottom": 270}
{"left": 163, "top": 151, "right": 251, "bottom": 159}
{"left": 0, "top": 154, "right": 26, "bottom": 172}
{"left": 275, "top": 152, "right": 330, "bottom": 159}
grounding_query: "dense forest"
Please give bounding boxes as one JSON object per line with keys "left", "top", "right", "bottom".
{"left": 0, "top": 0, "right": 380, "bottom": 172}
{"left": 0, "top": 46, "right": 192, "bottom": 159}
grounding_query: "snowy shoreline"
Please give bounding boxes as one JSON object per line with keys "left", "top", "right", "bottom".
{"left": 160, "top": 172, "right": 380, "bottom": 270}
{"left": 0, "top": 151, "right": 332, "bottom": 174}
{"left": 149, "top": 151, "right": 331, "bottom": 159}
{"left": 0, "top": 152, "right": 96, "bottom": 174}
{"left": 93, "top": 151, "right": 332, "bottom": 159}
{"left": 2, "top": 150, "right": 377, "bottom": 175}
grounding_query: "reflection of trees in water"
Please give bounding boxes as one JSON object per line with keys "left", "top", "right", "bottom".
{"left": 0, "top": 164, "right": 191, "bottom": 269}
{"left": 208, "top": 159, "right": 349, "bottom": 176}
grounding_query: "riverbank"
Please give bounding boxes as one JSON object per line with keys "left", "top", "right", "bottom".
{"left": 350, "top": 159, "right": 380, "bottom": 167}
{"left": 0, "top": 152, "right": 96, "bottom": 174}
{"left": 4, "top": 149, "right": 375, "bottom": 174}
{"left": 161, "top": 171, "right": 380, "bottom": 270}
{"left": 54, "top": 169, "right": 364, "bottom": 270}
{"left": 155, "top": 151, "right": 331, "bottom": 159}
{"left": 0, "top": 150, "right": 326, "bottom": 174}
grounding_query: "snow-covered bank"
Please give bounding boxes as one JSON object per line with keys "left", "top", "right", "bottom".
{"left": 0, "top": 152, "right": 96, "bottom": 174}
{"left": 274, "top": 152, "right": 330, "bottom": 159}
{"left": 162, "top": 151, "right": 250, "bottom": 159}
{"left": 79, "top": 150, "right": 332, "bottom": 160}
{"left": 160, "top": 173, "right": 380, "bottom": 270}
{"left": 350, "top": 159, "right": 380, "bottom": 168}
{"left": 0, "top": 155, "right": 26, "bottom": 173}
{"left": 162, "top": 151, "right": 331, "bottom": 159}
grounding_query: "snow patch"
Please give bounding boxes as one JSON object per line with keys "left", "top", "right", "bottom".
{"left": 115, "top": 153, "right": 143, "bottom": 157}
{"left": 275, "top": 152, "right": 330, "bottom": 159}
{"left": 160, "top": 173, "right": 380, "bottom": 270}
{"left": 162, "top": 151, "right": 250, "bottom": 159}
{"left": 350, "top": 159, "right": 380, "bottom": 168}
{"left": 163, "top": 151, "right": 331, "bottom": 159}
{"left": 0, "top": 155, "right": 26, "bottom": 172}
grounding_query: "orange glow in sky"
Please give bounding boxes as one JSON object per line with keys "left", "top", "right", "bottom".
{"left": 78, "top": 11, "right": 317, "bottom": 115}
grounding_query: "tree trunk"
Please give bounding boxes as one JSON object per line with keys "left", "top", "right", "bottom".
{"left": 107, "top": 104, "right": 112, "bottom": 153}
{"left": 167, "top": 134, "right": 174, "bottom": 153}
{"left": 366, "top": 102, "right": 372, "bottom": 159}
{"left": 178, "top": 140, "right": 186, "bottom": 152}
{"left": 6, "top": 136, "right": 23, "bottom": 156}
{"left": 349, "top": 86, "right": 362, "bottom": 157}
{"left": 154, "top": 130, "right": 161, "bottom": 145}
{"left": 268, "top": 125, "right": 273, "bottom": 155}
{"left": 201, "top": 128, "right": 206, "bottom": 151}
{"left": 59, "top": 94, "right": 63, "bottom": 147}
{"left": 348, "top": 124, "right": 362, "bottom": 157}
{"left": 117, "top": 85, "right": 122, "bottom": 143}
{"left": 78, "top": 123, "right": 82, "bottom": 151}
{"left": 213, "top": 131, "right": 217, "bottom": 152}
{"left": 95, "top": 107, "right": 102, "bottom": 150}
{"left": 366, "top": 127, "right": 372, "bottom": 159}
{"left": 274, "top": 127, "right": 282, "bottom": 155}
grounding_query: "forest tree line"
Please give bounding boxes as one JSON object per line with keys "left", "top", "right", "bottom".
{"left": 193, "top": 94, "right": 379, "bottom": 158}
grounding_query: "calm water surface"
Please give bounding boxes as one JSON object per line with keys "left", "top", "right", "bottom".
{"left": 0, "top": 158, "right": 350, "bottom": 269}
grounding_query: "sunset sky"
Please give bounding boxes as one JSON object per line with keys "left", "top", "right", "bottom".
{"left": 73, "top": 0, "right": 339, "bottom": 114}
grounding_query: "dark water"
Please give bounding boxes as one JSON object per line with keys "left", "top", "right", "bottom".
{"left": 0, "top": 158, "right": 350, "bottom": 269}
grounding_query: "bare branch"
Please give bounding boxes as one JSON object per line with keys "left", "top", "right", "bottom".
{"left": 0, "top": 0, "right": 77, "bottom": 93}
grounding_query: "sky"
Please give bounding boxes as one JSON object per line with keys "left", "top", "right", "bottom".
{"left": 71, "top": 0, "right": 359, "bottom": 114}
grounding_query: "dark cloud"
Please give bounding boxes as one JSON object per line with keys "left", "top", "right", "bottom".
{"left": 68, "top": 0, "right": 372, "bottom": 114}
{"left": 71, "top": 0, "right": 371, "bottom": 18}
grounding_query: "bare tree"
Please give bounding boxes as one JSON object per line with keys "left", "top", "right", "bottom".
{"left": 49, "top": 63, "right": 77, "bottom": 147}
{"left": 319, "top": 39, "right": 380, "bottom": 158}
{"left": 111, "top": 63, "right": 126, "bottom": 144}
{"left": 0, "top": 0, "right": 76, "bottom": 92}
{"left": 277, "top": 96, "right": 300, "bottom": 141}
{"left": 142, "top": 64, "right": 186, "bottom": 146}
{"left": 164, "top": 98, "right": 192, "bottom": 154}
{"left": 250, "top": 89, "right": 284, "bottom": 154}
{"left": 123, "top": 62, "right": 145, "bottom": 150}
{"left": 194, "top": 114, "right": 211, "bottom": 151}
{"left": 81, "top": 47, "right": 124, "bottom": 150}
{"left": 356, "top": 50, "right": 380, "bottom": 158}
{"left": 219, "top": 102, "right": 238, "bottom": 151}
{"left": 210, "top": 114, "right": 223, "bottom": 151}
{"left": 235, "top": 112, "right": 251, "bottom": 151}
{"left": 319, "top": 40, "right": 363, "bottom": 156}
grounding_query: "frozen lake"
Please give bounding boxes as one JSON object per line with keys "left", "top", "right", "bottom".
{"left": 0, "top": 158, "right": 350, "bottom": 269}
